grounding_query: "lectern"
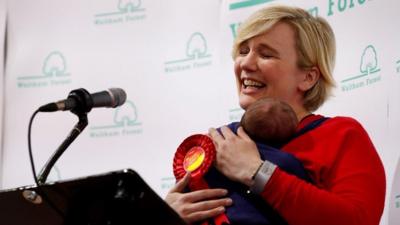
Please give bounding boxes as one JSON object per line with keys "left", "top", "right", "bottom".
{"left": 0, "top": 169, "right": 187, "bottom": 225}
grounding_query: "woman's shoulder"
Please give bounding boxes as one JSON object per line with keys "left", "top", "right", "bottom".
{"left": 324, "top": 115, "right": 364, "bottom": 128}
{"left": 298, "top": 114, "right": 367, "bottom": 134}
{"left": 316, "top": 115, "right": 369, "bottom": 135}
{"left": 295, "top": 115, "right": 374, "bottom": 148}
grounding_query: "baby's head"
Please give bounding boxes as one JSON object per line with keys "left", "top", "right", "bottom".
{"left": 240, "top": 98, "right": 298, "bottom": 145}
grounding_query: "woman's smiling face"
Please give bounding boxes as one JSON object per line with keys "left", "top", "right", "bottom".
{"left": 234, "top": 22, "right": 308, "bottom": 111}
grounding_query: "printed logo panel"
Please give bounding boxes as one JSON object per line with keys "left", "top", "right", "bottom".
{"left": 89, "top": 100, "right": 143, "bottom": 137}
{"left": 17, "top": 51, "right": 72, "bottom": 88}
{"left": 94, "top": 0, "right": 146, "bottom": 25}
{"left": 164, "top": 32, "right": 213, "bottom": 73}
{"left": 341, "top": 45, "right": 382, "bottom": 92}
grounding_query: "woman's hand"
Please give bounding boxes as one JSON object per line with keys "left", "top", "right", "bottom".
{"left": 208, "top": 126, "right": 263, "bottom": 186}
{"left": 165, "top": 173, "right": 233, "bottom": 224}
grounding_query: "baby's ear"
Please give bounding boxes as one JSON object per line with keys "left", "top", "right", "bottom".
{"left": 298, "top": 66, "right": 320, "bottom": 92}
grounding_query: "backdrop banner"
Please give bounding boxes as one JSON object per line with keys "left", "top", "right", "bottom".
{"left": 1, "top": 1, "right": 399, "bottom": 225}
{"left": 0, "top": 0, "right": 7, "bottom": 187}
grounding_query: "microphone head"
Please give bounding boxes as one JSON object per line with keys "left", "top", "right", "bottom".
{"left": 108, "top": 88, "right": 127, "bottom": 107}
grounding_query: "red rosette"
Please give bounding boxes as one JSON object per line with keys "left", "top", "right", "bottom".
{"left": 173, "top": 134, "right": 215, "bottom": 181}
{"left": 173, "top": 134, "right": 231, "bottom": 225}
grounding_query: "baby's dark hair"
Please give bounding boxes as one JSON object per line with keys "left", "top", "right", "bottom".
{"left": 240, "top": 98, "right": 298, "bottom": 145}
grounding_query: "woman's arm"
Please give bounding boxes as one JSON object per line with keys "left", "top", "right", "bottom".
{"left": 261, "top": 118, "right": 386, "bottom": 225}
{"left": 208, "top": 119, "right": 386, "bottom": 225}
{"left": 165, "top": 173, "right": 233, "bottom": 224}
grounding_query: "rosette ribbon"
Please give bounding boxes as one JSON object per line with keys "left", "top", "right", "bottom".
{"left": 173, "top": 134, "right": 230, "bottom": 225}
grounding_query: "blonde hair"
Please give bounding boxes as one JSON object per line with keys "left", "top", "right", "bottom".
{"left": 232, "top": 5, "right": 336, "bottom": 112}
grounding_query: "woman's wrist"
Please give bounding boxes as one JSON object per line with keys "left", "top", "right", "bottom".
{"left": 248, "top": 160, "right": 277, "bottom": 194}
{"left": 243, "top": 159, "right": 264, "bottom": 186}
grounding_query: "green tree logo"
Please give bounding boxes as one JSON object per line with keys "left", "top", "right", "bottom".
{"left": 113, "top": 100, "right": 140, "bottom": 126}
{"left": 165, "top": 32, "right": 211, "bottom": 65}
{"left": 341, "top": 45, "right": 381, "bottom": 83}
{"left": 118, "top": 0, "right": 141, "bottom": 12}
{"left": 17, "top": 51, "right": 70, "bottom": 81}
{"left": 360, "top": 45, "right": 379, "bottom": 75}
{"left": 90, "top": 100, "right": 141, "bottom": 133}
{"left": 42, "top": 51, "right": 68, "bottom": 77}
{"left": 186, "top": 32, "right": 208, "bottom": 59}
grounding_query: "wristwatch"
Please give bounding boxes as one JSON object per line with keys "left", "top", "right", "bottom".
{"left": 249, "top": 160, "right": 277, "bottom": 194}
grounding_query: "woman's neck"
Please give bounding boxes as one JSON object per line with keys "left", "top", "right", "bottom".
{"left": 294, "top": 107, "right": 311, "bottom": 122}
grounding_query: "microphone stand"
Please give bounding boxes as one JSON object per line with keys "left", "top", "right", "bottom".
{"left": 37, "top": 113, "right": 88, "bottom": 185}
{"left": 36, "top": 88, "right": 94, "bottom": 185}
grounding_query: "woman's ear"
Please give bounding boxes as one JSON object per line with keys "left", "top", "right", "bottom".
{"left": 298, "top": 66, "right": 320, "bottom": 92}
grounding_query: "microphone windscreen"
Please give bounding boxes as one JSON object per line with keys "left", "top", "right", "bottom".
{"left": 108, "top": 88, "right": 127, "bottom": 107}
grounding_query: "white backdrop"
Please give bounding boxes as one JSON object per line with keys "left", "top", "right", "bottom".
{"left": 1, "top": 0, "right": 399, "bottom": 224}
{"left": 0, "top": 0, "right": 6, "bottom": 186}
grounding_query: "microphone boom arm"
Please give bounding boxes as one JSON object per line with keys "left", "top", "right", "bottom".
{"left": 37, "top": 113, "right": 88, "bottom": 184}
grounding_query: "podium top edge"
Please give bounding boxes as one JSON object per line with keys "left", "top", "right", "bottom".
{"left": 0, "top": 168, "right": 139, "bottom": 193}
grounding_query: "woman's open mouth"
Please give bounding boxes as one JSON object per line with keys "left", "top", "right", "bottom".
{"left": 242, "top": 78, "right": 266, "bottom": 90}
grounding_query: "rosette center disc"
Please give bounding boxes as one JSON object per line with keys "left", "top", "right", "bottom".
{"left": 183, "top": 146, "right": 205, "bottom": 172}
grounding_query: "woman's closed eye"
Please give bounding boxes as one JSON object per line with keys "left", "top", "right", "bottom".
{"left": 259, "top": 52, "right": 273, "bottom": 59}
{"left": 238, "top": 45, "right": 250, "bottom": 55}
{"left": 258, "top": 48, "right": 276, "bottom": 59}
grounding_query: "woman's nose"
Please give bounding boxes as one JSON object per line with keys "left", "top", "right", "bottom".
{"left": 240, "top": 52, "right": 257, "bottom": 72}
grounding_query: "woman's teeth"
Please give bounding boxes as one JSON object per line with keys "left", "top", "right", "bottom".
{"left": 243, "top": 79, "right": 265, "bottom": 88}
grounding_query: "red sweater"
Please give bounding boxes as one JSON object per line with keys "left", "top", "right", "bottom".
{"left": 262, "top": 115, "right": 386, "bottom": 225}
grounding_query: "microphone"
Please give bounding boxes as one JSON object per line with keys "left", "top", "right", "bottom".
{"left": 38, "top": 88, "right": 127, "bottom": 113}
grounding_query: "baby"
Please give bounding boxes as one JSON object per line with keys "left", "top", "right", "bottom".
{"left": 240, "top": 97, "right": 298, "bottom": 147}
{"left": 204, "top": 98, "right": 308, "bottom": 224}
{"left": 174, "top": 98, "right": 309, "bottom": 225}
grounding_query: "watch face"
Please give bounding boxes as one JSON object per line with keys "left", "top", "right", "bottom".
{"left": 389, "top": 157, "right": 400, "bottom": 225}
{"left": 183, "top": 147, "right": 205, "bottom": 172}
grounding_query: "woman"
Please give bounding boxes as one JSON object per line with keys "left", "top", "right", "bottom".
{"left": 166, "top": 5, "right": 386, "bottom": 225}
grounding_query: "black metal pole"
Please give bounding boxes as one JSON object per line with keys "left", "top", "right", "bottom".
{"left": 37, "top": 113, "right": 88, "bottom": 184}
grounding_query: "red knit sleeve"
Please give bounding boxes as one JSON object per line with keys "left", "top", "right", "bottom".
{"left": 261, "top": 117, "right": 386, "bottom": 225}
